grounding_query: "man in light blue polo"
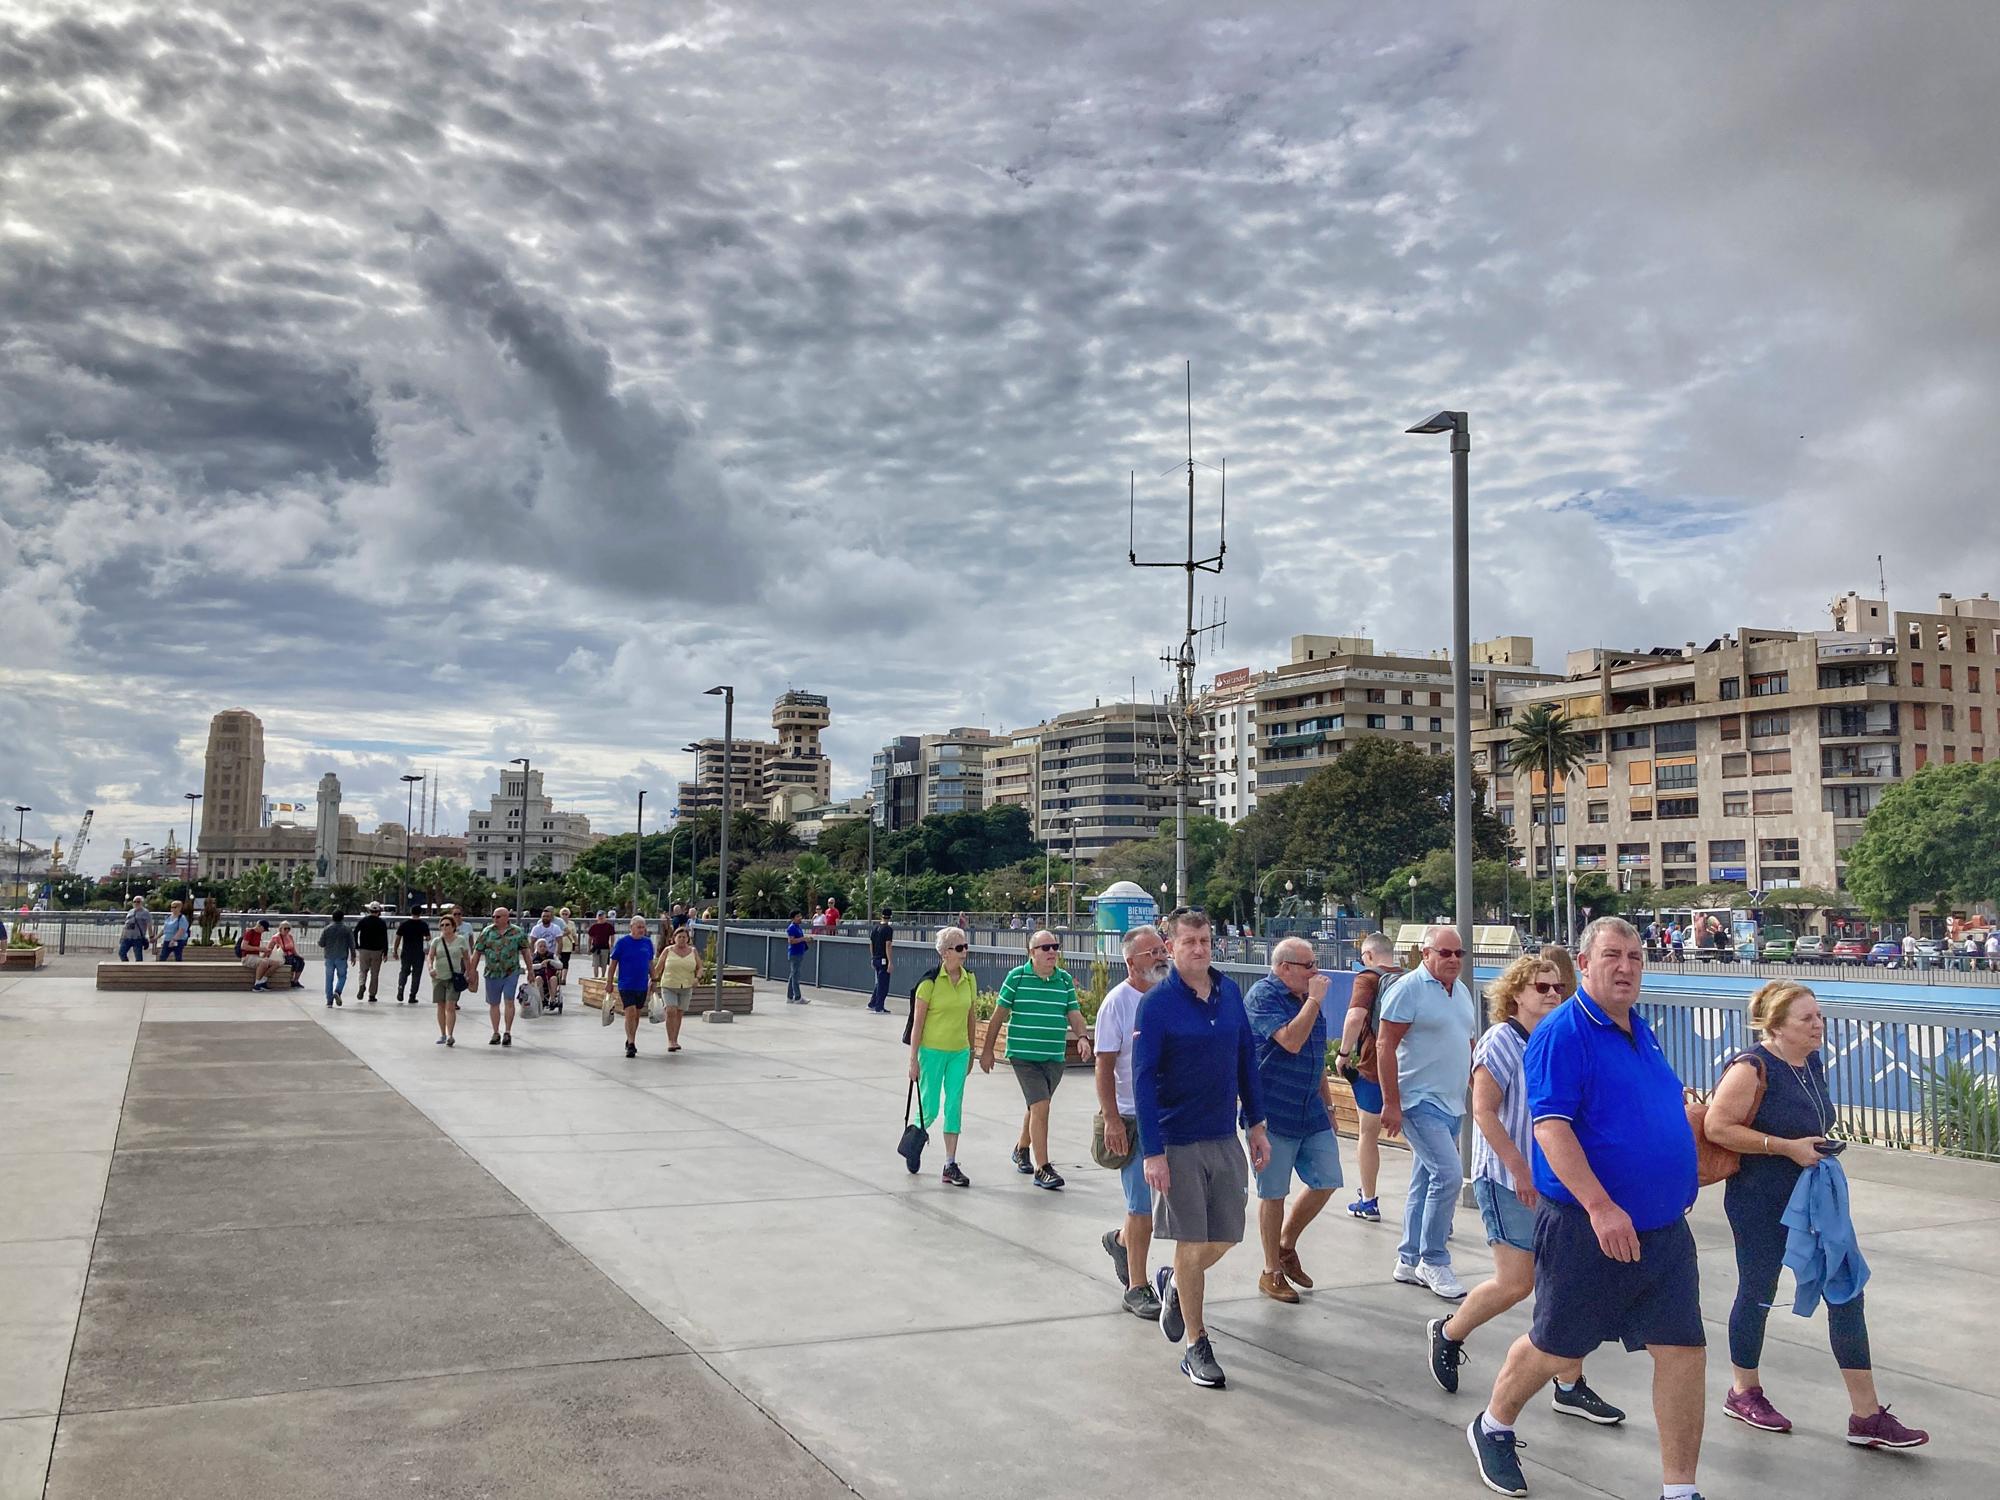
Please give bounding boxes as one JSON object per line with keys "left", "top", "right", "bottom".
{"left": 1378, "top": 922, "right": 1478, "bottom": 1301}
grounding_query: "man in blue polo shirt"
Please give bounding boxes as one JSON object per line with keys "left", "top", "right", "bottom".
{"left": 1244, "top": 937, "right": 1342, "bottom": 1304}
{"left": 784, "top": 911, "right": 811, "bottom": 1004}
{"left": 1134, "top": 909, "right": 1271, "bottom": 1391}
{"left": 1469, "top": 916, "right": 1704, "bottom": 1500}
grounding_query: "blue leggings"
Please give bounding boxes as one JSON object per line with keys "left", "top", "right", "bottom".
{"left": 1726, "top": 1176, "right": 1870, "bottom": 1370}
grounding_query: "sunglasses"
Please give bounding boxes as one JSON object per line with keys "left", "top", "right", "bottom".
{"left": 1530, "top": 981, "right": 1563, "bottom": 995}
{"left": 948, "top": 943, "right": 969, "bottom": 952}
{"left": 1032, "top": 943, "right": 1060, "bottom": 952}
{"left": 1430, "top": 947, "right": 1464, "bottom": 958}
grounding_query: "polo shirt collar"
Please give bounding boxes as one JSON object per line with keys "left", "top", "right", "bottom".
{"left": 1573, "top": 986, "right": 1615, "bottom": 1027}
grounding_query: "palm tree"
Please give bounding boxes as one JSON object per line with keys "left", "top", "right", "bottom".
{"left": 412, "top": 857, "right": 458, "bottom": 911}
{"left": 790, "top": 852, "right": 833, "bottom": 913}
{"left": 734, "top": 864, "right": 790, "bottom": 918}
{"left": 1511, "top": 704, "right": 1590, "bottom": 939}
{"left": 232, "top": 862, "right": 283, "bottom": 911}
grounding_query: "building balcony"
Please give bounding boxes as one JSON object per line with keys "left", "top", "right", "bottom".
{"left": 1263, "top": 729, "right": 1327, "bottom": 751}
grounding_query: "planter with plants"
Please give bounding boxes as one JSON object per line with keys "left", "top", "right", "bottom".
{"left": 2, "top": 933, "right": 49, "bottom": 969}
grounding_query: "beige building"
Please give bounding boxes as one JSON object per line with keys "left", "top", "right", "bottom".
{"left": 1195, "top": 668, "right": 1269, "bottom": 824}
{"left": 679, "top": 690, "right": 833, "bottom": 814}
{"left": 1035, "top": 701, "right": 1175, "bottom": 861}
{"left": 1472, "top": 590, "right": 2000, "bottom": 914}
{"left": 984, "top": 726, "right": 1043, "bottom": 822}
{"left": 466, "top": 767, "right": 600, "bottom": 880}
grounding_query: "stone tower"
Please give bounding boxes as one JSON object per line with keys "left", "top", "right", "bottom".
{"left": 314, "top": 772, "right": 341, "bottom": 881}
{"left": 201, "top": 710, "right": 266, "bottom": 839}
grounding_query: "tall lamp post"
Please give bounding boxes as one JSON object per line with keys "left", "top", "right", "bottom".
{"left": 182, "top": 792, "right": 201, "bottom": 887}
{"left": 508, "top": 757, "right": 531, "bottom": 914}
{"left": 398, "top": 775, "right": 423, "bottom": 913}
{"left": 1407, "top": 872, "right": 1419, "bottom": 924}
{"left": 1566, "top": 870, "right": 1577, "bottom": 946}
{"left": 1067, "top": 816, "right": 1079, "bottom": 932}
{"left": 632, "top": 790, "right": 647, "bottom": 919}
{"left": 665, "top": 803, "right": 678, "bottom": 912}
{"left": 864, "top": 795, "right": 876, "bottom": 919}
{"left": 704, "top": 685, "right": 735, "bottom": 1024}
{"left": 1406, "top": 410, "right": 1475, "bottom": 970}
{"left": 11, "top": 805, "right": 28, "bottom": 907}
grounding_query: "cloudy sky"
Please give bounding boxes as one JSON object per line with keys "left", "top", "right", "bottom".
{"left": 5, "top": 1, "right": 1997, "bottom": 872}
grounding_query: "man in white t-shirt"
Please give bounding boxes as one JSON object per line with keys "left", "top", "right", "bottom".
{"left": 1093, "top": 924, "right": 1172, "bottom": 1320}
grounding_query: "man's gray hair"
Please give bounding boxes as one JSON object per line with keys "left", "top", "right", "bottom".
{"left": 1270, "top": 936, "right": 1316, "bottom": 969}
{"left": 1577, "top": 915, "right": 1642, "bottom": 961}
{"left": 1359, "top": 931, "right": 1394, "bottom": 960}
{"left": 1122, "top": 927, "right": 1161, "bottom": 959}
{"left": 1029, "top": 929, "right": 1058, "bottom": 950}
{"left": 1420, "top": 923, "right": 1458, "bottom": 951}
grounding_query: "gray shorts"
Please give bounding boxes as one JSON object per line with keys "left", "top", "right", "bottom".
{"left": 1010, "top": 1058, "right": 1065, "bottom": 1106}
{"left": 1153, "top": 1136, "right": 1249, "bottom": 1245}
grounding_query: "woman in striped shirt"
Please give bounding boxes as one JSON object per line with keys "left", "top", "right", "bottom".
{"left": 1424, "top": 953, "right": 1624, "bottom": 1425}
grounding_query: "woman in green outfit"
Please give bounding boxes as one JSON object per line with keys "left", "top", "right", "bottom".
{"left": 908, "top": 925, "right": 978, "bottom": 1188}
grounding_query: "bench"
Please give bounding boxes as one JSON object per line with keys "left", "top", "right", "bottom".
{"left": 96, "top": 959, "right": 302, "bottom": 991}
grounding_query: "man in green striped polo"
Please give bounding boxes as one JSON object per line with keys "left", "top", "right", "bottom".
{"left": 978, "top": 929, "right": 1095, "bottom": 1189}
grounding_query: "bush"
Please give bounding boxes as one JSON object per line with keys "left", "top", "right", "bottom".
{"left": 1926, "top": 1060, "right": 2000, "bottom": 1160}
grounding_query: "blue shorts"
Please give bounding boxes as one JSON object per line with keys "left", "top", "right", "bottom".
{"left": 484, "top": 973, "right": 520, "bottom": 1004}
{"left": 1349, "top": 1076, "right": 1383, "bottom": 1115}
{"left": 1474, "top": 1177, "right": 1536, "bottom": 1252}
{"left": 1118, "top": 1153, "right": 1151, "bottom": 1216}
{"left": 1254, "top": 1127, "right": 1344, "bottom": 1200}
{"left": 1530, "top": 1200, "right": 1705, "bottom": 1358}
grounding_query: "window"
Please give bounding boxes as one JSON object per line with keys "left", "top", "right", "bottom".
{"left": 1617, "top": 843, "right": 1652, "bottom": 866}
{"left": 1719, "top": 676, "right": 1741, "bottom": 700}
{"left": 1911, "top": 662, "right": 1924, "bottom": 686}
{"left": 1908, "top": 621, "right": 1922, "bottom": 649}
{"left": 1628, "top": 760, "right": 1653, "bottom": 785}
{"left": 1628, "top": 799, "right": 1653, "bottom": 821}
{"left": 1655, "top": 721, "right": 1696, "bottom": 753}
{"left": 1759, "top": 837, "right": 1800, "bottom": 864}
{"left": 1401, "top": 716, "right": 1415, "bottom": 731}
{"left": 1942, "top": 663, "right": 1955, "bottom": 690}
{"left": 1913, "top": 703, "right": 1928, "bottom": 731}
{"left": 1720, "top": 714, "right": 1742, "bottom": 742}
{"left": 1430, "top": 691, "right": 1442, "bottom": 707}
{"left": 1914, "top": 743, "right": 1928, "bottom": 770}
{"left": 1661, "top": 841, "right": 1697, "bottom": 863}
{"left": 1722, "top": 752, "right": 1748, "bottom": 778}
{"left": 1723, "top": 790, "right": 1749, "bottom": 817}
{"left": 1365, "top": 688, "right": 1385, "bottom": 704}
{"left": 1749, "top": 672, "right": 1789, "bottom": 696}
{"left": 1656, "top": 760, "right": 1698, "bottom": 790}
{"left": 1972, "top": 666, "right": 1982, "bottom": 692}
{"left": 1969, "top": 629, "right": 1980, "bottom": 654}
{"left": 1749, "top": 712, "right": 1791, "bottom": 737}
{"left": 1945, "top": 745, "right": 1957, "bottom": 764}
{"left": 1609, "top": 728, "right": 1650, "bottom": 750}
{"left": 1944, "top": 705, "right": 1956, "bottom": 732}
{"left": 1751, "top": 748, "right": 1791, "bottom": 775}
{"left": 1752, "top": 787, "right": 1793, "bottom": 815}
{"left": 1708, "top": 839, "right": 1746, "bottom": 862}
{"left": 1365, "top": 715, "right": 1385, "bottom": 730}
{"left": 1401, "top": 691, "right": 1414, "bottom": 705}
{"left": 1587, "top": 800, "right": 1609, "bottom": 823}
{"left": 1974, "top": 707, "right": 1984, "bottom": 734}
{"left": 1430, "top": 717, "right": 1443, "bottom": 732}
{"left": 1658, "top": 797, "right": 1699, "bottom": 819}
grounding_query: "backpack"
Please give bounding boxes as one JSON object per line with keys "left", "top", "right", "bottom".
{"left": 902, "top": 965, "right": 943, "bottom": 1045}
{"left": 1349, "top": 968, "right": 1389, "bottom": 1083}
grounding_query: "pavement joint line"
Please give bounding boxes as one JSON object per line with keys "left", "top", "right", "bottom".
{"left": 89, "top": 1207, "right": 544, "bottom": 1243}
{"left": 537, "top": 1187, "right": 889, "bottom": 1218}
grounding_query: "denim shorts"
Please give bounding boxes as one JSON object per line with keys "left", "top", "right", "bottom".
{"left": 1474, "top": 1176, "right": 1536, "bottom": 1252}
{"left": 1118, "top": 1152, "right": 1151, "bottom": 1216}
{"left": 1254, "top": 1127, "right": 1344, "bottom": 1200}
{"left": 484, "top": 972, "right": 519, "bottom": 1004}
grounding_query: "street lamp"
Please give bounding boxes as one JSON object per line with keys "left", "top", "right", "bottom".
{"left": 704, "top": 685, "right": 735, "bottom": 1025}
{"left": 508, "top": 757, "right": 530, "bottom": 914}
{"left": 11, "top": 805, "right": 28, "bottom": 907}
{"left": 183, "top": 792, "right": 201, "bottom": 886}
{"left": 1406, "top": 409, "right": 1475, "bottom": 971}
{"left": 633, "top": 790, "right": 647, "bottom": 919}
{"left": 1067, "top": 816, "right": 1079, "bottom": 932}
{"left": 398, "top": 775, "right": 424, "bottom": 913}
{"left": 1566, "top": 870, "right": 1577, "bottom": 946}
{"left": 1408, "top": 873, "right": 1418, "bottom": 923}
{"left": 864, "top": 794, "right": 876, "bottom": 919}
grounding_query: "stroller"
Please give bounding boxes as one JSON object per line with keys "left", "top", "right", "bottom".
{"left": 525, "top": 941, "right": 565, "bottom": 1016}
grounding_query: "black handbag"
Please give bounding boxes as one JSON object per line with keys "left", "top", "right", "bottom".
{"left": 897, "top": 1079, "right": 930, "bottom": 1174}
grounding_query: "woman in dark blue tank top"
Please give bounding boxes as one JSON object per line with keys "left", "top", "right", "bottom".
{"left": 1703, "top": 981, "right": 1928, "bottom": 1451}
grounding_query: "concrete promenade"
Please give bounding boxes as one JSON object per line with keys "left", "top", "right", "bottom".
{"left": 3, "top": 958, "right": 1996, "bottom": 1499}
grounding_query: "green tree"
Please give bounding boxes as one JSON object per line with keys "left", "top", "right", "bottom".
{"left": 789, "top": 852, "right": 835, "bottom": 912}
{"left": 734, "top": 864, "right": 792, "bottom": 918}
{"left": 361, "top": 865, "right": 407, "bottom": 908}
{"left": 324, "top": 883, "right": 364, "bottom": 916}
{"left": 563, "top": 867, "right": 616, "bottom": 915}
{"left": 1844, "top": 761, "right": 2000, "bottom": 918}
{"left": 232, "top": 863, "right": 283, "bottom": 910}
{"left": 284, "top": 866, "right": 314, "bottom": 911}
{"left": 1510, "top": 705, "right": 1590, "bottom": 934}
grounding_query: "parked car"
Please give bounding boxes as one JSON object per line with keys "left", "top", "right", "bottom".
{"left": 1793, "top": 934, "right": 1826, "bottom": 961}
{"left": 1758, "top": 927, "right": 1796, "bottom": 962}
{"left": 1864, "top": 941, "right": 1903, "bottom": 967}
{"left": 1832, "top": 939, "right": 1871, "bottom": 965}
{"left": 1915, "top": 938, "right": 1947, "bottom": 959}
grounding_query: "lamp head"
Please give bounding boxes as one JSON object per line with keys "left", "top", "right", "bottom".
{"left": 705, "top": 684, "right": 732, "bottom": 698}
{"left": 509, "top": 757, "right": 529, "bottom": 768}
{"left": 400, "top": 773, "right": 424, "bottom": 785}
{"left": 1405, "top": 410, "right": 1467, "bottom": 436}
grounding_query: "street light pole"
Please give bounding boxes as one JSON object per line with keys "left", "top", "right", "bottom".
{"left": 1407, "top": 410, "right": 1475, "bottom": 969}
{"left": 1566, "top": 870, "right": 1577, "bottom": 946}
{"left": 183, "top": 792, "right": 201, "bottom": 887}
{"left": 399, "top": 775, "right": 423, "bottom": 913}
{"left": 508, "top": 757, "right": 531, "bottom": 914}
{"left": 1067, "top": 816, "right": 1078, "bottom": 932}
{"left": 633, "top": 790, "right": 647, "bottom": 919}
{"left": 865, "top": 796, "right": 876, "bottom": 920}
{"left": 705, "top": 685, "right": 735, "bottom": 1024}
{"left": 11, "top": 805, "right": 27, "bottom": 907}
{"left": 1408, "top": 872, "right": 1418, "bottom": 924}
{"left": 666, "top": 806, "right": 677, "bottom": 912}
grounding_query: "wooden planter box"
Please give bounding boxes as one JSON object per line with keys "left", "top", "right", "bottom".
{"left": 1327, "top": 1073, "right": 1361, "bottom": 1137}
{"left": 1, "top": 945, "right": 48, "bottom": 970}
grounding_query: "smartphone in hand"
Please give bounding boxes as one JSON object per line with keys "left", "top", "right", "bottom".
{"left": 1813, "top": 1139, "right": 1848, "bottom": 1157}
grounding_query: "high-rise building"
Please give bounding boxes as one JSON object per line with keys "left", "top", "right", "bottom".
{"left": 1471, "top": 589, "right": 2000, "bottom": 924}
{"left": 465, "top": 766, "right": 601, "bottom": 880}
{"left": 201, "top": 709, "right": 266, "bottom": 841}
{"left": 1036, "top": 701, "right": 1175, "bottom": 860}
{"left": 923, "top": 727, "right": 1008, "bottom": 817}
{"left": 870, "top": 736, "right": 924, "bottom": 831}
{"left": 679, "top": 690, "right": 833, "bottom": 813}
{"left": 984, "top": 726, "right": 1043, "bottom": 821}
{"left": 1196, "top": 668, "right": 1268, "bottom": 824}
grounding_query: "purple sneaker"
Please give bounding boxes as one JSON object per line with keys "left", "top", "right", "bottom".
{"left": 1723, "top": 1385, "right": 1791, "bottom": 1433}
{"left": 1848, "top": 1406, "right": 1929, "bottom": 1449}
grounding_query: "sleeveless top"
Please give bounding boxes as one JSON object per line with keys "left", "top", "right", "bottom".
{"left": 1728, "top": 1043, "right": 1834, "bottom": 1198}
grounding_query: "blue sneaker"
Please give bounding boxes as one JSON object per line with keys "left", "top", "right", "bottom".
{"left": 1348, "top": 1196, "right": 1381, "bottom": 1222}
{"left": 1154, "top": 1265, "right": 1184, "bottom": 1343}
{"left": 1467, "top": 1415, "right": 1527, "bottom": 1497}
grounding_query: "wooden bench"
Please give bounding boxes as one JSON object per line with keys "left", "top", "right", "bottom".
{"left": 578, "top": 967, "right": 756, "bottom": 1015}
{"left": 96, "top": 959, "right": 301, "bottom": 991}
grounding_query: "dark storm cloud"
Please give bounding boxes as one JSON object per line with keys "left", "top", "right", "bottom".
{"left": 2, "top": 0, "right": 1994, "bottom": 864}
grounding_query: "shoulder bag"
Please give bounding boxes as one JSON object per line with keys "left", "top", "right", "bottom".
{"left": 441, "top": 938, "right": 469, "bottom": 994}
{"left": 1687, "top": 1051, "right": 1768, "bottom": 1187}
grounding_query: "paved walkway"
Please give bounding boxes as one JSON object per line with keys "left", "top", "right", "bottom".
{"left": 3, "top": 962, "right": 1995, "bottom": 1498}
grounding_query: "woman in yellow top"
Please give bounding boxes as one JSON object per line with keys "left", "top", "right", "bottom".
{"left": 649, "top": 926, "right": 703, "bottom": 1054}
{"left": 908, "top": 925, "right": 978, "bottom": 1187}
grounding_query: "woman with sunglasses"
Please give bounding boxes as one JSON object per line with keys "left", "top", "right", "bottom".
{"left": 1427, "top": 954, "right": 1625, "bottom": 1425}
{"left": 907, "top": 926, "right": 978, "bottom": 1187}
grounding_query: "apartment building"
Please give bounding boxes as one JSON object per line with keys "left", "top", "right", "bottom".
{"left": 678, "top": 690, "right": 833, "bottom": 814}
{"left": 869, "top": 736, "right": 925, "bottom": 831}
{"left": 1196, "top": 667, "right": 1267, "bottom": 824}
{"left": 465, "top": 767, "right": 600, "bottom": 880}
{"left": 1036, "top": 701, "right": 1175, "bottom": 861}
{"left": 1471, "top": 590, "right": 2000, "bottom": 906}
{"left": 984, "top": 726, "right": 1043, "bottom": 822}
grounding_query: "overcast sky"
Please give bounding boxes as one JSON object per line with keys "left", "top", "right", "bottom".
{"left": 5, "top": 1, "right": 1997, "bottom": 873}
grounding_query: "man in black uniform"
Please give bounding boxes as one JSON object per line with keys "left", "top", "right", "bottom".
{"left": 391, "top": 908, "right": 431, "bottom": 1004}
{"left": 867, "top": 910, "right": 896, "bottom": 1013}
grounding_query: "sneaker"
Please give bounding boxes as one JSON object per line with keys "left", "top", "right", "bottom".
{"left": 1101, "top": 1228, "right": 1129, "bottom": 1287}
{"left": 1416, "top": 1261, "right": 1468, "bottom": 1300}
{"left": 1278, "top": 1244, "right": 1314, "bottom": 1290}
{"left": 1467, "top": 1416, "right": 1529, "bottom": 1497}
{"left": 252, "top": 981, "right": 268, "bottom": 991}
{"left": 625, "top": 1042, "right": 637, "bottom": 1058}
{"left": 1033, "top": 1164, "right": 1064, "bottom": 1190}
{"left": 489, "top": 1033, "right": 501, "bottom": 1045}
{"left": 501, "top": 1032, "right": 512, "bottom": 1047}
{"left": 1180, "top": 1334, "right": 1226, "bottom": 1389}
{"left": 1428, "top": 1316, "right": 1468, "bottom": 1393}
{"left": 941, "top": 1162, "right": 971, "bottom": 1188}
{"left": 1348, "top": 1196, "right": 1382, "bottom": 1222}
{"left": 1011, "top": 1145, "right": 1033, "bottom": 1174}
{"left": 1551, "top": 1378, "right": 1625, "bottom": 1425}
{"left": 1258, "top": 1270, "right": 1300, "bottom": 1304}
{"left": 335, "top": 996, "right": 342, "bottom": 1006}
{"left": 1154, "top": 1266, "right": 1184, "bottom": 1342}
{"left": 1722, "top": 1385, "right": 1791, "bottom": 1433}
{"left": 435, "top": 1036, "right": 447, "bottom": 1045}
{"left": 445, "top": 1036, "right": 455, "bottom": 1047}
{"left": 325, "top": 999, "right": 333, "bottom": 1008}
{"left": 1393, "top": 1260, "right": 1427, "bottom": 1287}
{"left": 1847, "top": 1405, "right": 1928, "bottom": 1449}
{"left": 1122, "top": 1283, "right": 1162, "bottom": 1320}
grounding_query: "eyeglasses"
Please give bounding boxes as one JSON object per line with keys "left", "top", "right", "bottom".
{"left": 948, "top": 943, "right": 969, "bottom": 952}
{"left": 1430, "top": 947, "right": 1464, "bottom": 958}
{"left": 1032, "top": 943, "right": 1060, "bottom": 952}
{"left": 1530, "top": 981, "right": 1563, "bottom": 995}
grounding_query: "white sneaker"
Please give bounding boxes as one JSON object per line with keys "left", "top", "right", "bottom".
{"left": 1417, "top": 1262, "right": 1468, "bottom": 1300}
{"left": 1393, "top": 1260, "right": 1426, "bottom": 1287}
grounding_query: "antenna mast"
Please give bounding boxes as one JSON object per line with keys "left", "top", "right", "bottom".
{"left": 1128, "top": 360, "right": 1227, "bottom": 908}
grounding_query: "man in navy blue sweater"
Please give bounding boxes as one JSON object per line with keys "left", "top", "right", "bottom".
{"left": 1135, "top": 908, "right": 1271, "bottom": 1390}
